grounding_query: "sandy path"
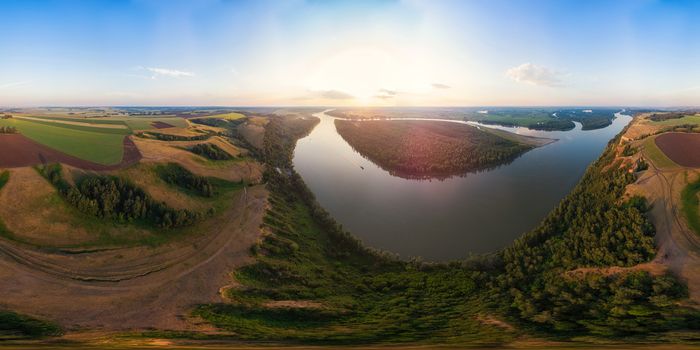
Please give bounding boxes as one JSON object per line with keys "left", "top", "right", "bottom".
{"left": 630, "top": 145, "right": 700, "bottom": 305}
{"left": 0, "top": 185, "right": 267, "bottom": 330}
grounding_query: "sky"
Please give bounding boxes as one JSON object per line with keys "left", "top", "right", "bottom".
{"left": 0, "top": 0, "right": 699, "bottom": 107}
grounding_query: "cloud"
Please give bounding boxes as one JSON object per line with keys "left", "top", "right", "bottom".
{"left": 0, "top": 81, "right": 31, "bottom": 89}
{"left": 375, "top": 88, "right": 397, "bottom": 99}
{"left": 506, "top": 63, "right": 565, "bottom": 87}
{"left": 146, "top": 67, "right": 195, "bottom": 79}
{"left": 295, "top": 89, "right": 354, "bottom": 100}
{"left": 432, "top": 83, "right": 450, "bottom": 89}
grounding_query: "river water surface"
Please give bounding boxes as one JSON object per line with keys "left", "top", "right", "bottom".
{"left": 293, "top": 110, "right": 632, "bottom": 261}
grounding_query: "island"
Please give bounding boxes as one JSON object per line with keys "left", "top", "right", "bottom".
{"left": 334, "top": 119, "right": 554, "bottom": 179}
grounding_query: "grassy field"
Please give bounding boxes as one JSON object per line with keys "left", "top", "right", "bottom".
{"left": 681, "top": 177, "right": 700, "bottom": 236}
{"left": 649, "top": 114, "right": 700, "bottom": 127}
{"left": 121, "top": 117, "right": 189, "bottom": 130}
{"left": 0, "top": 119, "right": 126, "bottom": 165}
{"left": 190, "top": 112, "right": 245, "bottom": 121}
{"left": 642, "top": 135, "right": 678, "bottom": 169}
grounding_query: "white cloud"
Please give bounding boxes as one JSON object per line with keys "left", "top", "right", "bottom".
{"left": 318, "top": 89, "right": 354, "bottom": 99}
{"left": 432, "top": 83, "right": 450, "bottom": 89}
{"left": 0, "top": 81, "right": 31, "bottom": 89}
{"left": 146, "top": 67, "right": 195, "bottom": 79}
{"left": 506, "top": 63, "right": 565, "bottom": 87}
{"left": 295, "top": 89, "right": 355, "bottom": 100}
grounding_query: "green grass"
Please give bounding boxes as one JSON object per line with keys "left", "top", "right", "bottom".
{"left": 27, "top": 115, "right": 129, "bottom": 125}
{"left": 643, "top": 135, "right": 678, "bottom": 169}
{"left": 15, "top": 117, "right": 131, "bottom": 135}
{"left": 681, "top": 177, "right": 700, "bottom": 237}
{"left": 191, "top": 112, "right": 245, "bottom": 121}
{"left": 649, "top": 114, "right": 700, "bottom": 127}
{"left": 122, "top": 117, "right": 189, "bottom": 130}
{"left": 0, "top": 119, "right": 125, "bottom": 165}
{"left": 0, "top": 311, "right": 62, "bottom": 339}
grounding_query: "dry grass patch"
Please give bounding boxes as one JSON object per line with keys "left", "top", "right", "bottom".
{"left": 0, "top": 167, "right": 92, "bottom": 245}
{"left": 133, "top": 137, "right": 263, "bottom": 183}
{"left": 115, "top": 164, "right": 211, "bottom": 211}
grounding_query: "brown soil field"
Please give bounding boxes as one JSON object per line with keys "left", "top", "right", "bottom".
{"left": 151, "top": 121, "right": 175, "bottom": 129}
{"left": 0, "top": 134, "right": 141, "bottom": 170}
{"left": 655, "top": 132, "right": 700, "bottom": 167}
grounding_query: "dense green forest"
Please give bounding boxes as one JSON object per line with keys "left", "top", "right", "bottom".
{"left": 188, "top": 143, "right": 234, "bottom": 160}
{"left": 496, "top": 138, "right": 698, "bottom": 335}
{"left": 335, "top": 120, "right": 533, "bottom": 179}
{"left": 195, "top": 115, "right": 700, "bottom": 344}
{"left": 330, "top": 107, "right": 618, "bottom": 131}
{"left": 0, "top": 311, "right": 62, "bottom": 339}
{"left": 137, "top": 131, "right": 210, "bottom": 141}
{"left": 37, "top": 164, "right": 206, "bottom": 228}
{"left": 156, "top": 163, "right": 215, "bottom": 197}
{"left": 681, "top": 178, "right": 700, "bottom": 236}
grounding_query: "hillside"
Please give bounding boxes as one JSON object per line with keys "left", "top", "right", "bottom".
{"left": 1, "top": 111, "right": 699, "bottom": 348}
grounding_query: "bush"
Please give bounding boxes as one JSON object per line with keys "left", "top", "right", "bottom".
{"left": 189, "top": 143, "right": 234, "bottom": 161}
{"left": 156, "top": 163, "right": 214, "bottom": 197}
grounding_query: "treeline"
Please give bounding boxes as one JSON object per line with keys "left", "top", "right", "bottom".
{"left": 0, "top": 126, "right": 18, "bottom": 134}
{"left": 648, "top": 112, "right": 692, "bottom": 122}
{"left": 137, "top": 131, "right": 211, "bottom": 141}
{"left": 335, "top": 120, "right": 533, "bottom": 179}
{"left": 188, "top": 143, "right": 234, "bottom": 160}
{"left": 196, "top": 116, "right": 507, "bottom": 343}
{"left": 156, "top": 163, "right": 214, "bottom": 197}
{"left": 37, "top": 164, "right": 205, "bottom": 228}
{"left": 191, "top": 117, "right": 261, "bottom": 158}
{"left": 197, "top": 114, "right": 700, "bottom": 343}
{"left": 496, "top": 136, "right": 700, "bottom": 335}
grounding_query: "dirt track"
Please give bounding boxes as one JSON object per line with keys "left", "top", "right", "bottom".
{"left": 0, "top": 185, "right": 267, "bottom": 330}
{"left": 0, "top": 134, "right": 141, "bottom": 171}
{"left": 623, "top": 124, "right": 700, "bottom": 305}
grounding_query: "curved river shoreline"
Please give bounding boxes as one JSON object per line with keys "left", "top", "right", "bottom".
{"left": 293, "top": 110, "right": 632, "bottom": 261}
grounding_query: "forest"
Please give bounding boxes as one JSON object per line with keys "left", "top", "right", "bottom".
{"left": 334, "top": 119, "right": 533, "bottom": 179}
{"left": 156, "top": 162, "right": 215, "bottom": 197}
{"left": 37, "top": 164, "right": 205, "bottom": 228}
{"left": 188, "top": 143, "right": 234, "bottom": 160}
{"left": 138, "top": 131, "right": 210, "bottom": 141}
{"left": 194, "top": 115, "right": 700, "bottom": 344}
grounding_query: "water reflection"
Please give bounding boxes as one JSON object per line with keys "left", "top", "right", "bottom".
{"left": 293, "top": 110, "right": 631, "bottom": 261}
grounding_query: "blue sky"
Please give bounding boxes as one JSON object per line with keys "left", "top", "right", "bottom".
{"left": 0, "top": 0, "right": 698, "bottom": 106}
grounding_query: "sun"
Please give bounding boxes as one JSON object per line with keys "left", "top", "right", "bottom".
{"left": 305, "top": 47, "right": 406, "bottom": 103}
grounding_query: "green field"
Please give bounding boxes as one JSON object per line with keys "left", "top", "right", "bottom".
{"left": 682, "top": 178, "right": 700, "bottom": 236}
{"left": 650, "top": 114, "right": 700, "bottom": 127}
{"left": 122, "top": 117, "right": 189, "bottom": 130}
{"left": 190, "top": 112, "right": 245, "bottom": 121}
{"left": 643, "top": 135, "right": 678, "bottom": 169}
{"left": 0, "top": 119, "right": 126, "bottom": 165}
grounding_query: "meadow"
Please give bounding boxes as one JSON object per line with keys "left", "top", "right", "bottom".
{"left": 0, "top": 118, "right": 126, "bottom": 165}
{"left": 681, "top": 177, "right": 700, "bottom": 236}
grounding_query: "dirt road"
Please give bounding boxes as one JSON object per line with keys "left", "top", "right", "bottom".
{"left": 0, "top": 185, "right": 267, "bottom": 331}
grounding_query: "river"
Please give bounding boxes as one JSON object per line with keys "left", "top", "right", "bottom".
{"left": 293, "top": 109, "right": 632, "bottom": 261}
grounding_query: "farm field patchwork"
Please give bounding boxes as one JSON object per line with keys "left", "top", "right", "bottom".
{"left": 0, "top": 118, "right": 127, "bottom": 165}
{"left": 122, "top": 117, "right": 189, "bottom": 130}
